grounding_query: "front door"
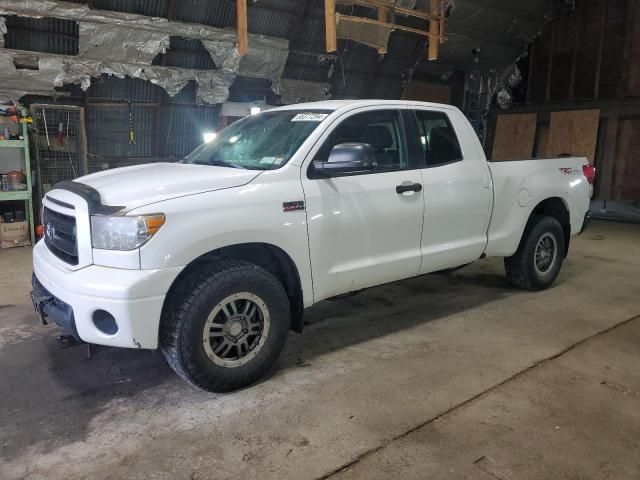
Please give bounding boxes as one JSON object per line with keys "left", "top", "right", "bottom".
{"left": 302, "top": 108, "right": 425, "bottom": 302}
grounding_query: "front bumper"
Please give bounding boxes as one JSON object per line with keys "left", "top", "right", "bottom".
{"left": 31, "top": 274, "right": 80, "bottom": 340}
{"left": 32, "top": 240, "right": 183, "bottom": 349}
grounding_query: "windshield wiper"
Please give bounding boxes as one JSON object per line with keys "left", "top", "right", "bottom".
{"left": 194, "top": 160, "right": 246, "bottom": 169}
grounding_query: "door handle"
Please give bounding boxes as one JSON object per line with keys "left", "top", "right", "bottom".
{"left": 396, "top": 183, "right": 423, "bottom": 194}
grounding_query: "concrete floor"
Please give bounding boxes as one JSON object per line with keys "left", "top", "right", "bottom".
{"left": 0, "top": 220, "right": 639, "bottom": 480}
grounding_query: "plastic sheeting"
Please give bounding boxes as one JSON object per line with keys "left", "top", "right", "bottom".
{"left": 0, "top": 16, "right": 6, "bottom": 48}
{"left": 463, "top": 63, "right": 523, "bottom": 140}
{"left": 79, "top": 23, "right": 170, "bottom": 65}
{"left": 201, "top": 34, "right": 288, "bottom": 80}
{"left": 0, "top": 0, "right": 289, "bottom": 103}
{"left": 0, "top": 0, "right": 288, "bottom": 72}
{"left": 195, "top": 71, "right": 236, "bottom": 104}
{"left": 272, "top": 79, "right": 331, "bottom": 105}
{"left": 0, "top": 50, "right": 234, "bottom": 104}
{"left": 0, "top": 51, "right": 60, "bottom": 103}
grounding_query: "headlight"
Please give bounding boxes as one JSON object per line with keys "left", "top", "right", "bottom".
{"left": 91, "top": 214, "right": 165, "bottom": 250}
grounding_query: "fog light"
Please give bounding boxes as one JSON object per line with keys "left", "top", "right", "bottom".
{"left": 92, "top": 310, "right": 118, "bottom": 335}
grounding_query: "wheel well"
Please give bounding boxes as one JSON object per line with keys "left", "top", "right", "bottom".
{"left": 530, "top": 197, "right": 571, "bottom": 256}
{"left": 164, "top": 243, "right": 305, "bottom": 333}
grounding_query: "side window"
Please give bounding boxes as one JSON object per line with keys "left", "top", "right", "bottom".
{"left": 414, "top": 110, "right": 463, "bottom": 167}
{"left": 314, "top": 110, "right": 409, "bottom": 171}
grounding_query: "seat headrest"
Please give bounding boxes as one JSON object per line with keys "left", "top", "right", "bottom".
{"left": 429, "top": 127, "right": 460, "bottom": 162}
{"left": 363, "top": 126, "right": 393, "bottom": 149}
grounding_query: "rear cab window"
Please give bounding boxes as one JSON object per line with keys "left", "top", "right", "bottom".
{"left": 413, "top": 110, "right": 463, "bottom": 168}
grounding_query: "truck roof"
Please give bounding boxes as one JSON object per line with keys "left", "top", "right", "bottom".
{"left": 270, "top": 99, "right": 455, "bottom": 112}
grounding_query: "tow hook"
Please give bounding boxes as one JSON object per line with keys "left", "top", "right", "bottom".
{"left": 57, "top": 334, "right": 84, "bottom": 350}
{"left": 57, "top": 335, "right": 95, "bottom": 359}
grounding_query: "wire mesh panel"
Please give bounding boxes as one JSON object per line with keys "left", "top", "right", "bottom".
{"left": 30, "top": 104, "right": 88, "bottom": 195}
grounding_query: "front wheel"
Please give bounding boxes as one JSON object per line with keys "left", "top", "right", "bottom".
{"left": 160, "top": 260, "right": 290, "bottom": 392}
{"left": 504, "top": 215, "right": 566, "bottom": 291}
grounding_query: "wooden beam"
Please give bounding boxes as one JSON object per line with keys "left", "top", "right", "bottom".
{"left": 428, "top": 0, "right": 440, "bottom": 61}
{"left": 337, "top": 14, "right": 444, "bottom": 40}
{"left": 339, "top": 0, "right": 443, "bottom": 21}
{"left": 237, "top": 0, "right": 248, "bottom": 56}
{"left": 377, "top": 6, "right": 390, "bottom": 54}
{"left": 325, "top": 0, "right": 337, "bottom": 52}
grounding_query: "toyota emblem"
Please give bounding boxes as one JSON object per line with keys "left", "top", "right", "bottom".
{"left": 46, "top": 223, "right": 55, "bottom": 239}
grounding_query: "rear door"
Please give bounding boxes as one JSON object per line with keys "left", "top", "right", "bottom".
{"left": 302, "top": 107, "right": 425, "bottom": 302}
{"left": 408, "top": 107, "right": 493, "bottom": 273}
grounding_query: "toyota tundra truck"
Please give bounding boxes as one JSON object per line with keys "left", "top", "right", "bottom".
{"left": 31, "top": 100, "right": 594, "bottom": 392}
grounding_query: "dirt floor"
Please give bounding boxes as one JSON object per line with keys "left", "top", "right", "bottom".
{"left": 0, "top": 220, "right": 639, "bottom": 480}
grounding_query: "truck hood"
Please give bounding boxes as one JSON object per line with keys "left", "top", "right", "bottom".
{"left": 77, "top": 163, "right": 262, "bottom": 210}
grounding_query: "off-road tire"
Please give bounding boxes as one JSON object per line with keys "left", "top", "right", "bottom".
{"left": 504, "top": 215, "right": 566, "bottom": 291}
{"left": 160, "top": 260, "right": 290, "bottom": 392}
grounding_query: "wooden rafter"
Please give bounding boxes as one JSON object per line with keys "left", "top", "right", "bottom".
{"left": 326, "top": 0, "right": 446, "bottom": 60}
{"left": 377, "top": 6, "right": 390, "bottom": 54}
{"left": 237, "top": 0, "right": 248, "bottom": 56}
{"left": 335, "top": 14, "right": 445, "bottom": 40}
{"left": 325, "top": 0, "right": 338, "bottom": 52}
{"left": 342, "top": 0, "right": 443, "bottom": 21}
{"left": 428, "top": 0, "right": 441, "bottom": 60}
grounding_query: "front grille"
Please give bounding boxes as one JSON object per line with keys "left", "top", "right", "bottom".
{"left": 43, "top": 207, "right": 78, "bottom": 265}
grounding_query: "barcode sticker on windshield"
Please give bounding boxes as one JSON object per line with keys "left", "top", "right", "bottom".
{"left": 291, "top": 113, "right": 329, "bottom": 122}
{"left": 260, "top": 156, "right": 284, "bottom": 165}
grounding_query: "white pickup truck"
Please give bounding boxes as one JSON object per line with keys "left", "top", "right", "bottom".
{"left": 32, "top": 100, "right": 594, "bottom": 391}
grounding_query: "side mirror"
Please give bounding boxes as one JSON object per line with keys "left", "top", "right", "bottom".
{"left": 311, "top": 143, "right": 377, "bottom": 177}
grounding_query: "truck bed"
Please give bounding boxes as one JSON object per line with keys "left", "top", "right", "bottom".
{"left": 484, "top": 156, "right": 591, "bottom": 257}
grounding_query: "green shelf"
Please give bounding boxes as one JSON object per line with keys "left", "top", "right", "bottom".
{"left": 0, "top": 190, "right": 30, "bottom": 201}
{"left": 0, "top": 121, "right": 34, "bottom": 244}
{"left": 0, "top": 139, "right": 26, "bottom": 148}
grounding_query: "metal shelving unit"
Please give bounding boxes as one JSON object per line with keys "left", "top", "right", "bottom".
{"left": 0, "top": 121, "right": 35, "bottom": 244}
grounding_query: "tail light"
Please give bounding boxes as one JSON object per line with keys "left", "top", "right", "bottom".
{"left": 583, "top": 164, "right": 596, "bottom": 198}
{"left": 582, "top": 164, "right": 596, "bottom": 185}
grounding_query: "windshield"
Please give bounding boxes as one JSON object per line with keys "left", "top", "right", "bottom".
{"left": 184, "top": 110, "right": 331, "bottom": 170}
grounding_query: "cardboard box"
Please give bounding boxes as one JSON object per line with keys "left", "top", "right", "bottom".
{"left": 1, "top": 221, "right": 30, "bottom": 248}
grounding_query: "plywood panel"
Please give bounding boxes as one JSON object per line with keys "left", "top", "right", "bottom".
{"left": 402, "top": 81, "right": 451, "bottom": 104}
{"left": 491, "top": 113, "right": 537, "bottom": 161}
{"left": 612, "top": 116, "right": 640, "bottom": 201}
{"left": 546, "top": 109, "right": 600, "bottom": 163}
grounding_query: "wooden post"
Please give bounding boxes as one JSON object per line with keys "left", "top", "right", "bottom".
{"left": 377, "top": 6, "right": 390, "bottom": 54}
{"left": 439, "top": 0, "right": 445, "bottom": 44}
{"left": 545, "top": 21, "right": 556, "bottom": 102}
{"left": 526, "top": 41, "right": 535, "bottom": 103}
{"left": 568, "top": 2, "right": 582, "bottom": 100}
{"left": 237, "top": 0, "right": 248, "bottom": 56}
{"left": 325, "top": 0, "right": 337, "bottom": 52}
{"left": 428, "top": 0, "right": 440, "bottom": 61}
{"left": 594, "top": 3, "right": 607, "bottom": 99}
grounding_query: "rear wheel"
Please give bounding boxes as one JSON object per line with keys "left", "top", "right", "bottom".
{"left": 161, "top": 260, "right": 290, "bottom": 392}
{"left": 504, "top": 215, "right": 566, "bottom": 291}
